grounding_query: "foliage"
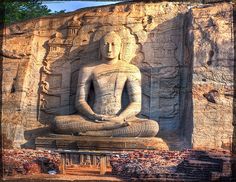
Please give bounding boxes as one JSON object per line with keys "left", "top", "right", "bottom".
{"left": 3, "top": 0, "right": 66, "bottom": 25}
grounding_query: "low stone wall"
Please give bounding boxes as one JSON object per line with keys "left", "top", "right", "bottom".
{"left": 3, "top": 148, "right": 236, "bottom": 180}
{"left": 110, "top": 149, "right": 234, "bottom": 181}
{"left": 3, "top": 149, "right": 61, "bottom": 176}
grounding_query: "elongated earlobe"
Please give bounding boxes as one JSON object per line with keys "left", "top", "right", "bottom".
{"left": 118, "top": 44, "right": 122, "bottom": 60}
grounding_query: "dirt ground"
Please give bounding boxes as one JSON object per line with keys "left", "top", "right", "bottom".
{"left": 2, "top": 174, "right": 124, "bottom": 182}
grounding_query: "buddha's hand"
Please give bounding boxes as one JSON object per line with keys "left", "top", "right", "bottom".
{"left": 92, "top": 114, "right": 113, "bottom": 123}
{"left": 109, "top": 116, "right": 130, "bottom": 126}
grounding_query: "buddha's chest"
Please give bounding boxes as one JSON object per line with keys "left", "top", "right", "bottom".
{"left": 92, "top": 69, "right": 127, "bottom": 92}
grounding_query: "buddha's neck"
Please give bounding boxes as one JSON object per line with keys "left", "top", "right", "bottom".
{"left": 102, "top": 58, "right": 119, "bottom": 65}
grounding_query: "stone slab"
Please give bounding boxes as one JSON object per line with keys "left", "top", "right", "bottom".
{"left": 35, "top": 134, "right": 169, "bottom": 151}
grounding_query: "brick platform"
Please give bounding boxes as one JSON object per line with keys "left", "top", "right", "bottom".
{"left": 110, "top": 149, "right": 236, "bottom": 181}
{"left": 3, "top": 149, "right": 236, "bottom": 181}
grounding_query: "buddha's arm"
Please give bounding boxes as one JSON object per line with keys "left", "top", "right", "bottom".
{"left": 118, "top": 67, "right": 142, "bottom": 120}
{"left": 75, "top": 67, "right": 97, "bottom": 120}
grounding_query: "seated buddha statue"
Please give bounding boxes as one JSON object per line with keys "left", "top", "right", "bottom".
{"left": 52, "top": 31, "right": 159, "bottom": 137}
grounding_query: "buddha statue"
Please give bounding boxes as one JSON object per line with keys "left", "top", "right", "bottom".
{"left": 52, "top": 31, "right": 159, "bottom": 137}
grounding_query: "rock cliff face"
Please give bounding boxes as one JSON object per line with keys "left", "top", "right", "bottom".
{"left": 1, "top": 2, "right": 234, "bottom": 150}
{"left": 191, "top": 4, "right": 234, "bottom": 150}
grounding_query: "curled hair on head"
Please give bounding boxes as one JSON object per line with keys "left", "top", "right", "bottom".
{"left": 100, "top": 31, "right": 121, "bottom": 45}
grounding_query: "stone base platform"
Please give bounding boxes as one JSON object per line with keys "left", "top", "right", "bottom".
{"left": 35, "top": 134, "right": 169, "bottom": 174}
{"left": 35, "top": 134, "right": 169, "bottom": 151}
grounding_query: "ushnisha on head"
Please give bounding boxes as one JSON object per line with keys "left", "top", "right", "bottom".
{"left": 100, "top": 31, "right": 121, "bottom": 61}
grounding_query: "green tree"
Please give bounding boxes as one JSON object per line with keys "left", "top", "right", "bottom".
{"left": 3, "top": 0, "right": 65, "bottom": 25}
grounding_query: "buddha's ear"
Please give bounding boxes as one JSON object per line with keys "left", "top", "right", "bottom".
{"left": 119, "top": 43, "right": 122, "bottom": 60}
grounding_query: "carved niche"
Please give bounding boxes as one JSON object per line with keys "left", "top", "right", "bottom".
{"left": 38, "top": 4, "right": 188, "bottom": 135}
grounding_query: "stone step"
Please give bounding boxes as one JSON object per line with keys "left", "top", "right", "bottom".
{"left": 155, "top": 173, "right": 210, "bottom": 180}
{"left": 64, "top": 166, "right": 112, "bottom": 176}
{"left": 131, "top": 177, "right": 201, "bottom": 182}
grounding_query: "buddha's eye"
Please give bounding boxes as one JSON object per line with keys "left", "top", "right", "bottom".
{"left": 112, "top": 42, "right": 115, "bottom": 46}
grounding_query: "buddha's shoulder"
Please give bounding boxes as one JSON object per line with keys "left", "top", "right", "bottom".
{"left": 79, "top": 65, "right": 96, "bottom": 73}
{"left": 121, "top": 62, "right": 140, "bottom": 73}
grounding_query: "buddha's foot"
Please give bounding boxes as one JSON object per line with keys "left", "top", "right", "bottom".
{"left": 78, "top": 130, "right": 112, "bottom": 137}
{"left": 78, "top": 132, "right": 88, "bottom": 136}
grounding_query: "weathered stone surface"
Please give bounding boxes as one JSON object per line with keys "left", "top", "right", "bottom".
{"left": 1, "top": 1, "right": 234, "bottom": 151}
{"left": 35, "top": 134, "right": 169, "bottom": 151}
{"left": 190, "top": 3, "right": 234, "bottom": 150}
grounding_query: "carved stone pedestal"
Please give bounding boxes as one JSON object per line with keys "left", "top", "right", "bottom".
{"left": 35, "top": 134, "right": 168, "bottom": 174}
{"left": 35, "top": 134, "right": 169, "bottom": 151}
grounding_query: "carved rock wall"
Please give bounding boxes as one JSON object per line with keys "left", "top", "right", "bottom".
{"left": 1, "top": 2, "right": 234, "bottom": 150}
{"left": 190, "top": 3, "right": 234, "bottom": 150}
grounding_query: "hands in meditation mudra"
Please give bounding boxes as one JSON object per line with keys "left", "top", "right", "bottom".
{"left": 52, "top": 31, "right": 159, "bottom": 137}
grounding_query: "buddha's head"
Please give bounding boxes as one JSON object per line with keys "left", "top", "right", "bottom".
{"left": 100, "top": 31, "right": 121, "bottom": 61}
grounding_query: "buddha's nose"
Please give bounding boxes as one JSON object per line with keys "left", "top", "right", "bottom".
{"left": 108, "top": 44, "right": 112, "bottom": 52}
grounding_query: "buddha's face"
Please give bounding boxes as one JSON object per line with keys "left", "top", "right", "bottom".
{"left": 100, "top": 32, "right": 121, "bottom": 60}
